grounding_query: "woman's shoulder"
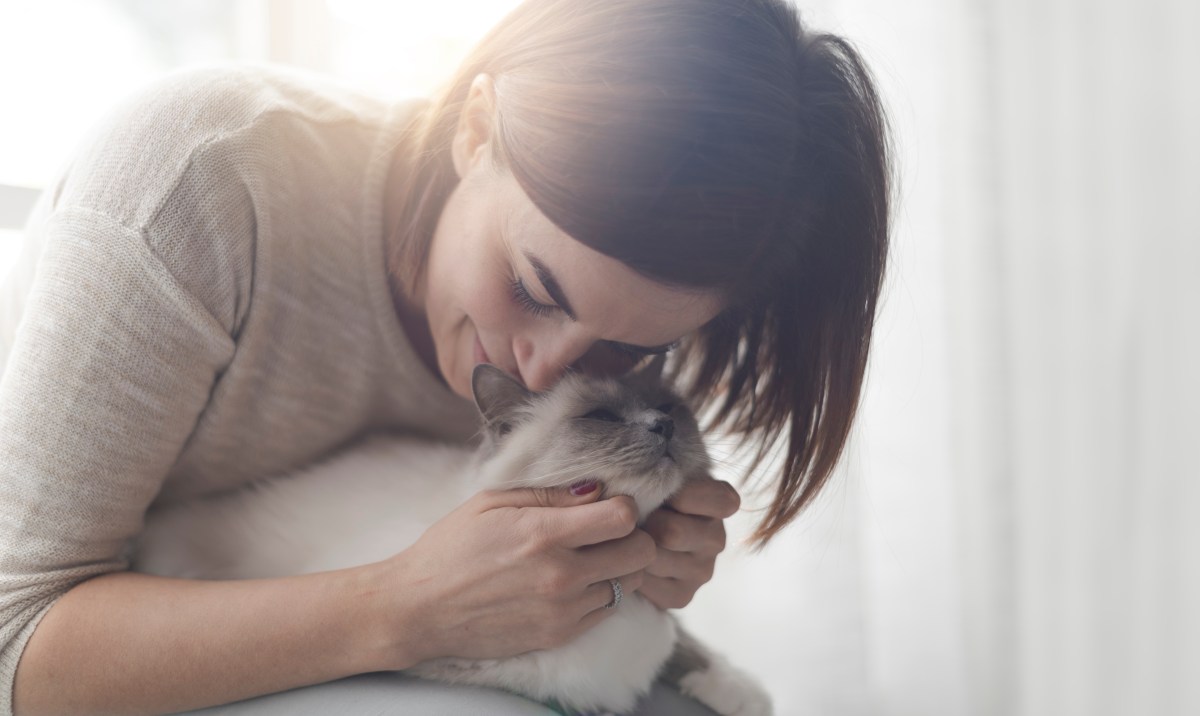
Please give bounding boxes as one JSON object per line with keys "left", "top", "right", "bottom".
{"left": 112, "top": 63, "right": 394, "bottom": 140}
{"left": 53, "top": 63, "right": 392, "bottom": 229}
{"left": 25, "top": 65, "right": 402, "bottom": 332}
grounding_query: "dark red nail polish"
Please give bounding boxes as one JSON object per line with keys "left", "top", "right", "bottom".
{"left": 570, "top": 480, "right": 598, "bottom": 496}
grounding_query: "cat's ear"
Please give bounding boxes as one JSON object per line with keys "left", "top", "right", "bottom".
{"left": 472, "top": 364, "right": 533, "bottom": 438}
{"left": 625, "top": 353, "right": 668, "bottom": 392}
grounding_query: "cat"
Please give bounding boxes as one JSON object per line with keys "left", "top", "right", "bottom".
{"left": 132, "top": 357, "right": 772, "bottom": 716}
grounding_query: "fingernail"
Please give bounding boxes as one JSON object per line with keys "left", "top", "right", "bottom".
{"left": 724, "top": 482, "right": 741, "bottom": 508}
{"left": 570, "top": 480, "right": 598, "bottom": 496}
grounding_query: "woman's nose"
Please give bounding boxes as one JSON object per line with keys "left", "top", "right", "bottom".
{"left": 514, "top": 330, "right": 589, "bottom": 392}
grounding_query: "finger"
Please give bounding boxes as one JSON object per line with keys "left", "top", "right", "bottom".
{"left": 639, "top": 573, "right": 695, "bottom": 610}
{"left": 562, "top": 572, "right": 641, "bottom": 641}
{"left": 643, "top": 509, "right": 726, "bottom": 555}
{"left": 506, "top": 494, "right": 643, "bottom": 549}
{"left": 573, "top": 593, "right": 618, "bottom": 636}
{"left": 475, "top": 481, "right": 604, "bottom": 512}
{"left": 531, "top": 494, "right": 641, "bottom": 549}
{"left": 582, "top": 570, "right": 643, "bottom": 612}
{"left": 575, "top": 526, "right": 658, "bottom": 583}
{"left": 666, "top": 478, "right": 741, "bottom": 519}
{"left": 645, "top": 546, "right": 715, "bottom": 584}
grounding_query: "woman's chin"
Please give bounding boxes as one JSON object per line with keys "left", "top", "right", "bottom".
{"left": 434, "top": 352, "right": 470, "bottom": 400}
{"left": 450, "top": 372, "right": 474, "bottom": 400}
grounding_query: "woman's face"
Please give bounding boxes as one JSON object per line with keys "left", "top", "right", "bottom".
{"left": 419, "top": 165, "right": 725, "bottom": 400}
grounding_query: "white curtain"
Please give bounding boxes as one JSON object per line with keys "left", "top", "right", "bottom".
{"left": 688, "top": 1, "right": 1200, "bottom": 715}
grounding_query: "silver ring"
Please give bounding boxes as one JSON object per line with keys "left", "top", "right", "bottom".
{"left": 604, "top": 578, "right": 623, "bottom": 609}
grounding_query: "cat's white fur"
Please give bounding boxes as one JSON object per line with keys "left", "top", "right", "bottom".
{"left": 133, "top": 366, "right": 772, "bottom": 715}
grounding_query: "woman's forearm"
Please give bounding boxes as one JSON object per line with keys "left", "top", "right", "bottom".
{"left": 12, "top": 564, "right": 411, "bottom": 716}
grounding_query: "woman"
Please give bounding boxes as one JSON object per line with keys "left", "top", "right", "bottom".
{"left": 0, "top": 0, "right": 890, "bottom": 713}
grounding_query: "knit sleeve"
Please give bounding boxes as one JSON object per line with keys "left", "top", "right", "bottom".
{"left": 0, "top": 207, "right": 234, "bottom": 715}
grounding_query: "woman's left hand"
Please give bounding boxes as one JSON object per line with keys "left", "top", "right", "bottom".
{"left": 638, "top": 477, "right": 741, "bottom": 609}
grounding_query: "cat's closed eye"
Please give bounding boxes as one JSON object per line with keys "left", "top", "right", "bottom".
{"left": 582, "top": 408, "right": 622, "bottom": 422}
{"left": 656, "top": 403, "right": 676, "bottom": 414}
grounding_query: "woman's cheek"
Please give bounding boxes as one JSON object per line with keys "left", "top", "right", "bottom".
{"left": 573, "top": 344, "right": 641, "bottom": 378}
{"left": 466, "top": 281, "right": 518, "bottom": 345}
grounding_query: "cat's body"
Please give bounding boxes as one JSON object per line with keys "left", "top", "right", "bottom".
{"left": 133, "top": 363, "right": 772, "bottom": 715}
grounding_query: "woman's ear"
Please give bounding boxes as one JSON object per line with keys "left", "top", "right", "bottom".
{"left": 451, "top": 73, "right": 498, "bottom": 181}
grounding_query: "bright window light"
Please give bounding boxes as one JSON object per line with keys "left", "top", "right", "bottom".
{"left": 0, "top": 1, "right": 163, "bottom": 188}
{"left": 324, "top": 0, "right": 522, "bottom": 99}
{"left": 0, "top": 229, "right": 24, "bottom": 277}
{"left": 0, "top": 0, "right": 523, "bottom": 192}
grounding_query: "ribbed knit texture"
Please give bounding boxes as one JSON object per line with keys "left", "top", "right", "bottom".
{"left": 0, "top": 64, "right": 480, "bottom": 714}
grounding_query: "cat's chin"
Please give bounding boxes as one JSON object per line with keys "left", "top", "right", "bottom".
{"left": 597, "top": 471, "right": 686, "bottom": 520}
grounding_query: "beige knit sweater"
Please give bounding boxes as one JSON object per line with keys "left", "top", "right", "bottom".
{"left": 0, "top": 64, "right": 481, "bottom": 714}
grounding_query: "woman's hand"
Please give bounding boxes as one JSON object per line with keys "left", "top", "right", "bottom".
{"left": 374, "top": 483, "right": 657, "bottom": 668}
{"left": 639, "top": 477, "right": 741, "bottom": 609}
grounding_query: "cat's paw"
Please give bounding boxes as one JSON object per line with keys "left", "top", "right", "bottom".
{"left": 677, "top": 660, "right": 772, "bottom": 716}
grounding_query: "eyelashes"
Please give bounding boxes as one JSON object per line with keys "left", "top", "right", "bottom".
{"left": 507, "top": 271, "right": 679, "bottom": 360}
{"left": 509, "top": 276, "right": 557, "bottom": 318}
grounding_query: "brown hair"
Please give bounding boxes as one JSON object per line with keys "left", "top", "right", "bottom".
{"left": 387, "top": 0, "right": 892, "bottom": 549}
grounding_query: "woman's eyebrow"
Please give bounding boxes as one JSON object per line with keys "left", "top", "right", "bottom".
{"left": 524, "top": 251, "right": 579, "bottom": 322}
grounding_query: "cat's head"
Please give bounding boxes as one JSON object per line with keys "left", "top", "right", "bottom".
{"left": 470, "top": 356, "right": 710, "bottom": 518}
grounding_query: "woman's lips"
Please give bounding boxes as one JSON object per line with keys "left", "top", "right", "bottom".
{"left": 474, "top": 334, "right": 526, "bottom": 387}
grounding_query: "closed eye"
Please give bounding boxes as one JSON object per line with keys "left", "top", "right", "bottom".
{"left": 582, "top": 408, "right": 622, "bottom": 422}
{"left": 509, "top": 276, "right": 558, "bottom": 318}
{"left": 605, "top": 339, "right": 679, "bottom": 359}
{"left": 656, "top": 403, "right": 676, "bottom": 414}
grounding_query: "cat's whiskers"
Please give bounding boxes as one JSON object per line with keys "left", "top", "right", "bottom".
{"left": 501, "top": 449, "right": 732, "bottom": 491}
{"left": 511, "top": 456, "right": 618, "bottom": 488}
{"left": 517, "top": 446, "right": 621, "bottom": 476}
{"left": 495, "top": 448, "right": 644, "bottom": 489}
{"left": 521, "top": 453, "right": 680, "bottom": 489}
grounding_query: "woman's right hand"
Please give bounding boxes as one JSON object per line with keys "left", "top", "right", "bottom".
{"left": 372, "top": 482, "right": 657, "bottom": 667}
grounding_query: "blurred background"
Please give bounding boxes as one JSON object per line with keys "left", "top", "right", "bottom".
{"left": 2, "top": 1, "right": 1196, "bottom": 714}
